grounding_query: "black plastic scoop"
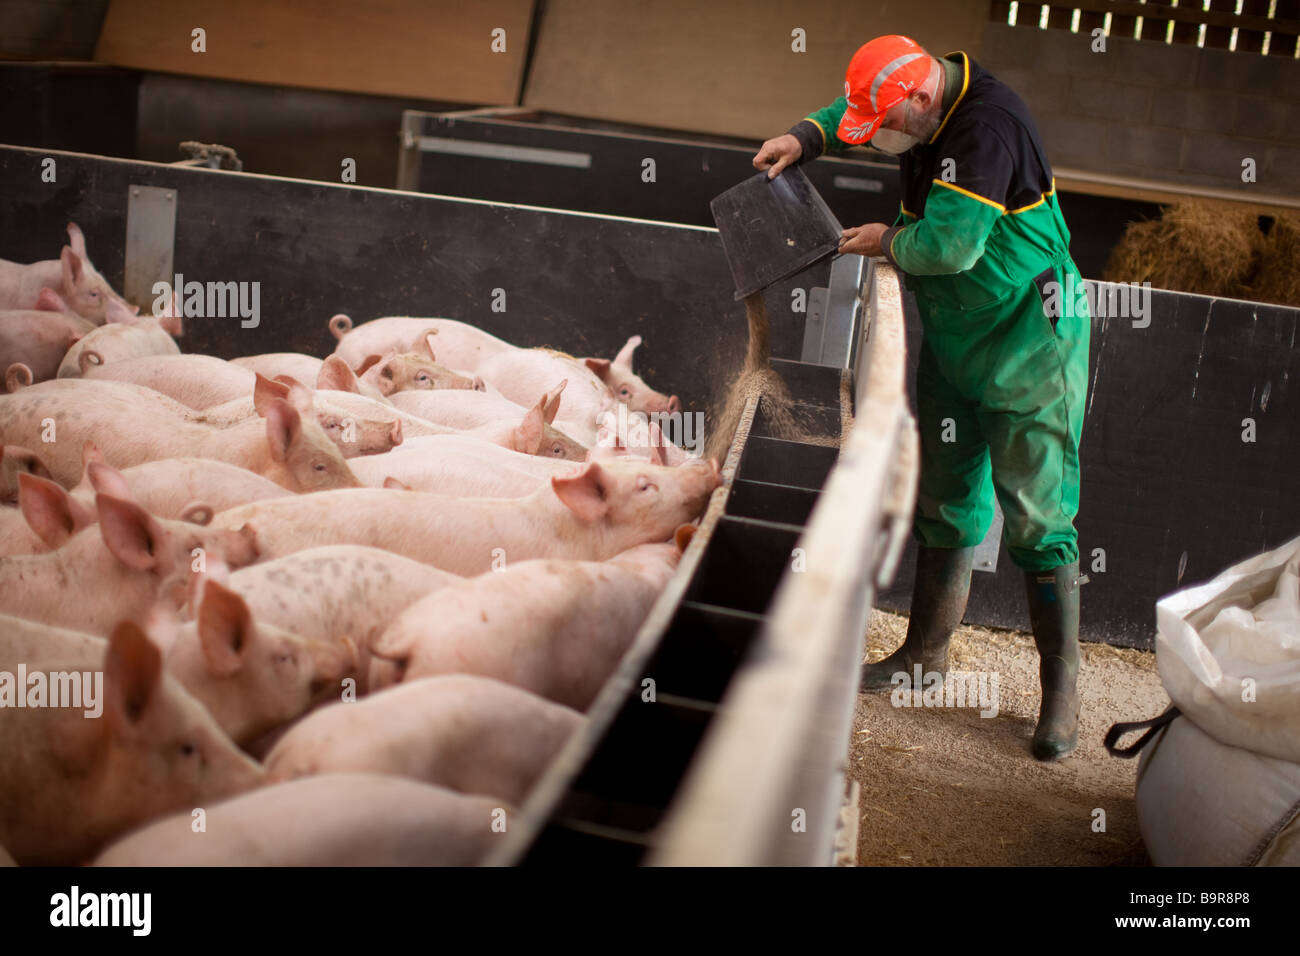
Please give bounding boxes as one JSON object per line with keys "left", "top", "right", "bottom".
{"left": 710, "top": 166, "right": 844, "bottom": 301}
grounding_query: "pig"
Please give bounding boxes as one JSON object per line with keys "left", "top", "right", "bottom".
{"left": 210, "top": 457, "right": 720, "bottom": 574}
{"left": 0, "top": 223, "right": 138, "bottom": 324}
{"left": 331, "top": 314, "right": 515, "bottom": 371}
{"left": 210, "top": 545, "right": 459, "bottom": 692}
{"left": 476, "top": 349, "right": 616, "bottom": 445}
{"left": 0, "top": 307, "right": 96, "bottom": 390}
{"left": 586, "top": 335, "right": 680, "bottom": 415}
{"left": 57, "top": 296, "right": 182, "bottom": 377}
{"left": 0, "top": 610, "right": 106, "bottom": 669}
{"left": 197, "top": 375, "right": 402, "bottom": 458}
{"left": 25, "top": 373, "right": 204, "bottom": 420}
{"left": 356, "top": 333, "right": 483, "bottom": 396}
{"left": 0, "top": 492, "right": 259, "bottom": 636}
{"left": 314, "top": 354, "right": 396, "bottom": 403}
{"left": 230, "top": 351, "right": 323, "bottom": 384}
{"left": 0, "top": 471, "right": 98, "bottom": 556}
{"left": 0, "top": 442, "right": 52, "bottom": 504}
{"left": 350, "top": 434, "right": 582, "bottom": 497}
{"left": 82, "top": 352, "right": 258, "bottom": 409}
{"left": 0, "top": 618, "right": 266, "bottom": 866}
{"left": 71, "top": 451, "right": 292, "bottom": 520}
{"left": 389, "top": 381, "right": 586, "bottom": 458}
{"left": 589, "top": 415, "right": 691, "bottom": 467}
{"left": 390, "top": 386, "right": 539, "bottom": 430}
{"left": 0, "top": 379, "right": 360, "bottom": 491}
{"left": 265, "top": 675, "right": 583, "bottom": 805}
{"left": 313, "top": 386, "right": 453, "bottom": 439}
{"left": 93, "top": 773, "right": 503, "bottom": 866}
{"left": 369, "top": 532, "right": 691, "bottom": 709}
{"left": 163, "top": 578, "right": 357, "bottom": 746}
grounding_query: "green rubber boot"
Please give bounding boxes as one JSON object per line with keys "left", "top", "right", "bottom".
{"left": 860, "top": 545, "right": 975, "bottom": 692}
{"left": 1024, "top": 563, "right": 1083, "bottom": 761}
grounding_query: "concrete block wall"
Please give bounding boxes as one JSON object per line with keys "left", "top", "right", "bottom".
{"left": 980, "top": 21, "right": 1300, "bottom": 198}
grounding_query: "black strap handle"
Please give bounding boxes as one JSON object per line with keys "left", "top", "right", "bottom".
{"left": 1104, "top": 705, "right": 1181, "bottom": 758}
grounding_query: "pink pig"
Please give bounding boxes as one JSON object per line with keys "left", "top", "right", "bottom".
{"left": 331, "top": 313, "right": 515, "bottom": 371}
{"left": 369, "top": 530, "right": 692, "bottom": 709}
{"left": 265, "top": 675, "right": 583, "bottom": 805}
{"left": 0, "top": 618, "right": 265, "bottom": 865}
{"left": 0, "top": 223, "right": 138, "bottom": 325}
{"left": 209, "top": 457, "right": 720, "bottom": 575}
{"left": 93, "top": 773, "right": 503, "bottom": 867}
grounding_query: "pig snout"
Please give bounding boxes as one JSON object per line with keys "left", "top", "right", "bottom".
{"left": 214, "top": 523, "right": 261, "bottom": 568}
{"left": 309, "top": 638, "right": 357, "bottom": 698}
{"left": 473, "top": 376, "right": 486, "bottom": 392}
{"left": 443, "top": 371, "right": 479, "bottom": 391}
{"left": 105, "top": 297, "right": 140, "bottom": 324}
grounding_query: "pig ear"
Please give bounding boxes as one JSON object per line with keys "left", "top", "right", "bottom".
{"left": 18, "top": 473, "right": 95, "bottom": 549}
{"left": 264, "top": 399, "right": 301, "bottom": 462}
{"left": 354, "top": 353, "right": 384, "bottom": 377}
{"left": 81, "top": 440, "right": 105, "bottom": 470}
{"left": 35, "top": 287, "right": 65, "bottom": 312}
{"left": 584, "top": 358, "right": 612, "bottom": 383}
{"left": 196, "top": 579, "right": 251, "bottom": 678}
{"left": 4, "top": 363, "right": 32, "bottom": 392}
{"left": 416, "top": 333, "right": 437, "bottom": 362}
{"left": 613, "top": 335, "right": 642, "bottom": 371}
{"left": 252, "top": 373, "right": 291, "bottom": 417}
{"left": 317, "top": 355, "right": 361, "bottom": 393}
{"left": 96, "top": 493, "right": 166, "bottom": 571}
{"left": 87, "top": 460, "right": 133, "bottom": 501}
{"left": 280, "top": 377, "right": 315, "bottom": 415}
{"left": 60, "top": 246, "right": 83, "bottom": 283}
{"left": 179, "top": 502, "right": 214, "bottom": 526}
{"left": 328, "top": 314, "right": 353, "bottom": 341}
{"left": 157, "top": 293, "right": 182, "bottom": 336}
{"left": 550, "top": 463, "right": 609, "bottom": 522}
{"left": 66, "top": 223, "right": 87, "bottom": 258}
{"left": 516, "top": 401, "right": 547, "bottom": 455}
{"left": 105, "top": 619, "right": 164, "bottom": 732}
{"left": 673, "top": 523, "right": 697, "bottom": 553}
{"left": 542, "top": 380, "right": 567, "bottom": 424}
{"left": 646, "top": 421, "right": 669, "bottom": 467}
{"left": 383, "top": 477, "right": 413, "bottom": 491}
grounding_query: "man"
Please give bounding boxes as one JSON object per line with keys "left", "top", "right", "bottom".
{"left": 753, "top": 35, "right": 1090, "bottom": 761}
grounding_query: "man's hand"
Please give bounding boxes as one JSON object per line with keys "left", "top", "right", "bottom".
{"left": 839, "top": 223, "right": 889, "bottom": 257}
{"left": 752, "top": 135, "right": 802, "bottom": 180}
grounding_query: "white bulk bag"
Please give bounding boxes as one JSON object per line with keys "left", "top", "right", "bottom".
{"left": 1136, "top": 715, "right": 1300, "bottom": 866}
{"left": 1132, "top": 534, "right": 1300, "bottom": 865}
{"left": 1155, "top": 534, "right": 1300, "bottom": 763}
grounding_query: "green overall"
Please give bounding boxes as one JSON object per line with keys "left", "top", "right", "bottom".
{"left": 797, "top": 53, "right": 1090, "bottom": 572}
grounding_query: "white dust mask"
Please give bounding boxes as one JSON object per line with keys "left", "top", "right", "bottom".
{"left": 871, "top": 99, "right": 922, "bottom": 154}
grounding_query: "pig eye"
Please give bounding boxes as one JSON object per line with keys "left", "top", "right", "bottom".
{"left": 323, "top": 419, "right": 340, "bottom": 430}
{"left": 179, "top": 742, "right": 196, "bottom": 758}
{"left": 417, "top": 372, "right": 430, "bottom": 383}
{"left": 619, "top": 387, "right": 631, "bottom": 398}
{"left": 88, "top": 290, "right": 100, "bottom": 300}
{"left": 313, "top": 462, "right": 327, "bottom": 472}
{"left": 637, "top": 477, "right": 657, "bottom": 492}
{"left": 551, "top": 444, "right": 564, "bottom": 457}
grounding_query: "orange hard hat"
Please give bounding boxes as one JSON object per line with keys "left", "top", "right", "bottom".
{"left": 838, "top": 35, "right": 932, "bottom": 144}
